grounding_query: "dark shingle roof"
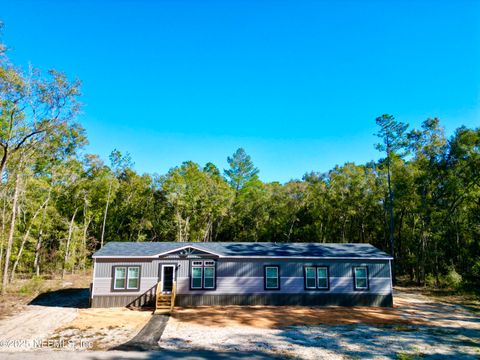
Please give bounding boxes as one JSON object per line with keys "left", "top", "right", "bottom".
{"left": 93, "top": 242, "right": 392, "bottom": 259}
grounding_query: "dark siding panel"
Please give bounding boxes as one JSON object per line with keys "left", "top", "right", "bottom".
{"left": 92, "top": 293, "right": 393, "bottom": 308}
{"left": 175, "top": 294, "right": 393, "bottom": 307}
{"left": 91, "top": 285, "right": 157, "bottom": 308}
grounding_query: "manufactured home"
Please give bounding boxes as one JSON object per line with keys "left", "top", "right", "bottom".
{"left": 90, "top": 242, "right": 393, "bottom": 310}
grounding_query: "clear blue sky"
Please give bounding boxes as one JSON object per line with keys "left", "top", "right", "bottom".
{"left": 2, "top": 0, "right": 479, "bottom": 182}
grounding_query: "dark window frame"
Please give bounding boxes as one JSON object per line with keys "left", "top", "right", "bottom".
{"left": 303, "top": 265, "right": 330, "bottom": 291}
{"left": 189, "top": 259, "right": 217, "bottom": 291}
{"left": 264, "top": 265, "right": 280, "bottom": 290}
{"left": 352, "top": 266, "right": 369, "bottom": 291}
{"left": 111, "top": 265, "right": 141, "bottom": 292}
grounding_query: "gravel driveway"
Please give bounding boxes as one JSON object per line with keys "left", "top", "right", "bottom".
{"left": 0, "top": 289, "right": 478, "bottom": 358}
{"left": 160, "top": 291, "right": 480, "bottom": 359}
{"left": 0, "top": 305, "right": 77, "bottom": 352}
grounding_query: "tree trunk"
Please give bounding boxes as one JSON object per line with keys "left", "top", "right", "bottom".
{"left": 10, "top": 197, "right": 49, "bottom": 282}
{"left": 0, "top": 194, "right": 8, "bottom": 281}
{"left": 34, "top": 191, "right": 51, "bottom": 277}
{"left": 202, "top": 219, "right": 212, "bottom": 242}
{"left": 0, "top": 147, "right": 9, "bottom": 185}
{"left": 62, "top": 207, "right": 78, "bottom": 279}
{"left": 82, "top": 217, "right": 91, "bottom": 274}
{"left": 386, "top": 149, "right": 395, "bottom": 284}
{"left": 100, "top": 180, "right": 113, "bottom": 248}
{"left": 1, "top": 172, "right": 21, "bottom": 295}
{"left": 184, "top": 216, "right": 190, "bottom": 242}
{"left": 82, "top": 194, "right": 90, "bottom": 274}
{"left": 176, "top": 211, "right": 182, "bottom": 242}
{"left": 286, "top": 216, "right": 296, "bottom": 243}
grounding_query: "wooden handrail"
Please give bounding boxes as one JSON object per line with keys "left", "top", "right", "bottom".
{"left": 171, "top": 280, "right": 177, "bottom": 311}
{"left": 156, "top": 280, "right": 162, "bottom": 303}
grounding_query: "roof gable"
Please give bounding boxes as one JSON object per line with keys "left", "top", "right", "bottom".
{"left": 156, "top": 245, "right": 222, "bottom": 258}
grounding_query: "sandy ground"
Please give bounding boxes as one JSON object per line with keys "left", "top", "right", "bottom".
{"left": 0, "top": 297, "right": 150, "bottom": 352}
{"left": 160, "top": 290, "right": 480, "bottom": 359}
{"left": 0, "top": 273, "right": 92, "bottom": 320}
{"left": 1, "top": 349, "right": 276, "bottom": 359}
{"left": 52, "top": 307, "right": 152, "bottom": 350}
{"left": 0, "top": 272, "right": 150, "bottom": 352}
{"left": 0, "top": 305, "right": 77, "bottom": 351}
{"left": 0, "top": 287, "right": 479, "bottom": 358}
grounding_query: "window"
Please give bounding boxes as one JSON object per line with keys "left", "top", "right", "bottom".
{"left": 127, "top": 267, "right": 140, "bottom": 289}
{"left": 304, "top": 266, "right": 329, "bottom": 290}
{"left": 317, "top": 267, "right": 329, "bottom": 289}
{"left": 190, "top": 260, "right": 216, "bottom": 290}
{"left": 353, "top": 266, "right": 369, "bottom": 290}
{"left": 305, "top": 267, "right": 316, "bottom": 289}
{"left": 204, "top": 267, "right": 215, "bottom": 289}
{"left": 264, "top": 266, "right": 280, "bottom": 290}
{"left": 114, "top": 267, "right": 126, "bottom": 289}
{"left": 113, "top": 266, "right": 140, "bottom": 291}
{"left": 191, "top": 265, "right": 203, "bottom": 289}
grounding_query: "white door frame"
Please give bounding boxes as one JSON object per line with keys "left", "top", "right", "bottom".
{"left": 160, "top": 264, "right": 176, "bottom": 292}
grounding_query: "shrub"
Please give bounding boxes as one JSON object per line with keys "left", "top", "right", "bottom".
{"left": 472, "top": 259, "right": 480, "bottom": 278}
{"left": 396, "top": 353, "right": 417, "bottom": 360}
{"left": 443, "top": 267, "right": 462, "bottom": 289}
{"left": 18, "top": 276, "right": 45, "bottom": 296}
{"left": 425, "top": 274, "right": 436, "bottom": 288}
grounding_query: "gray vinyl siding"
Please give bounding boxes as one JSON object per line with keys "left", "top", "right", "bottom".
{"left": 92, "top": 258, "right": 189, "bottom": 296}
{"left": 217, "top": 259, "right": 390, "bottom": 278}
{"left": 92, "top": 257, "right": 392, "bottom": 298}
{"left": 176, "top": 276, "right": 390, "bottom": 295}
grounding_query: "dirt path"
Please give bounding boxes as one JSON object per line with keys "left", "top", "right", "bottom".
{"left": 0, "top": 305, "right": 77, "bottom": 351}
{"left": 0, "top": 286, "right": 151, "bottom": 352}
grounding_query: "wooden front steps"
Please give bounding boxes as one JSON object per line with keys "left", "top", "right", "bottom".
{"left": 154, "top": 281, "right": 176, "bottom": 315}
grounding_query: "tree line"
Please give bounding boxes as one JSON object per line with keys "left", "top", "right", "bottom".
{"left": 0, "top": 27, "right": 479, "bottom": 293}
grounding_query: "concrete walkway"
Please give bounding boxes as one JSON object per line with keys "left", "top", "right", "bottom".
{"left": 112, "top": 314, "right": 170, "bottom": 351}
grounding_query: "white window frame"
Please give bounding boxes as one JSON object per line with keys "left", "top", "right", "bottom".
{"left": 316, "top": 266, "right": 329, "bottom": 289}
{"left": 305, "top": 266, "right": 317, "bottom": 289}
{"left": 190, "top": 260, "right": 216, "bottom": 290}
{"left": 353, "top": 266, "right": 369, "bottom": 290}
{"left": 203, "top": 266, "right": 215, "bottom": 289}
{"left": 265, "top": 266, "right": 280, "bottom": 290}
{"left": 127, "top": 266, "right": 140, "bottom": 289}
{"left": 160, "top": 264, "right": 176, "bottom": 292}
{"left": 304, "top": 266, "right": 329, "bottom": 290}
{"left": 114, "top": 266, "right": 127, "bottom": 290}
{"left": 191, "top": 264, "right": 203, "bottom": 289}
{"left": 113, "top": 266, "right": 140, "bottom": 290}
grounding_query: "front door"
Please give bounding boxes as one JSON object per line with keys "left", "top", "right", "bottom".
{"left": 162, "top": 265, "right": 174, "bottom": 292}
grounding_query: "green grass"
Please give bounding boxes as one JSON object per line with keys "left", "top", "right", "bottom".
{"left": 392, "top": 325, "right": 418, "bottom": 332}
{"left": 396, "top": 353, "right": 424, "bottom": 360}
{"left": 17, "top": 276, "right": 45, "bottom": 296}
